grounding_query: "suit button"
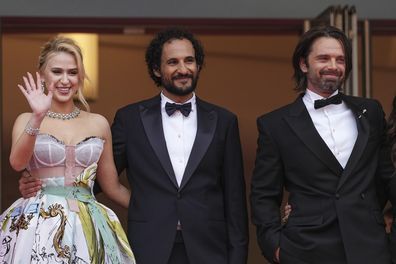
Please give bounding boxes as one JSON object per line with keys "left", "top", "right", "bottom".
{"left": 360, "top": 193, "right": 365, "bottom": 199}
{"left": 335, "top": 193, "right": 340, "bottom": 199}
{"left": 177, "top": 192, "right": 181, "bottom": 199}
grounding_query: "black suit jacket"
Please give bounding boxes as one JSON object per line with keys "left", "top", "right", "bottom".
{"left": 251, "top": 93, "right": 394, "bottom": 264}
{"left": 111, "top": 95, "right": 248, "bottom": 264}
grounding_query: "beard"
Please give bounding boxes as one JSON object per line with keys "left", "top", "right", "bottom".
{"left": 309, "top": 69, "right": 344, "bottom": 93}
{"left": 162, "top": 73, "right": 199, "bottom": 96}
{"left": 319, "top": 79, "right": 342, "bottom": 93}
{"left": 319, "top": 69, "right": 343, "bottom": 92}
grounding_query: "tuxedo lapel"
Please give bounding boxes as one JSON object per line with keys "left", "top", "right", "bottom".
{"left": 336, "top": 95, "right": 369, "bottom": 190}
{"left": 140, "top": 95, "right": 178, "bottom": 188}
{"left": 180, "top": 98, "right": 217, "bottom": 190}
{"left": 284, "top": 96, "right": 343, "bottom": 175}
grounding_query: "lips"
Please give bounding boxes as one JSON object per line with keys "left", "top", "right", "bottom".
{"left": 175, "top": 78, "right": 191, "bottom": 84}
{"left": 173, "top": 74, "right": 193, "bottom": 79}
{"left": 172, "top": 75, "right": 192, "bottom": 86}
{"left": 322, "top": 75, "right": 339, "bottom": 80}
{"left": 56, "top": 87, "right": 72, "bottom": 95}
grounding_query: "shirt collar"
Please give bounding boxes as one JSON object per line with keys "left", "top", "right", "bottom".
{"left": 160, "top": 92, "right": 196, "bottom": 111}
{"left": 304, "top": 89, "right": 339, "bottom": 104}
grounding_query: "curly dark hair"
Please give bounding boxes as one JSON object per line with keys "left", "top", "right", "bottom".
{"left": 145, "top": 27, "right": 205, "bottom": 87}
{"left": 292, "top": 25, "right": 352, "bottom": 92}
{"left": 388, "top": 95, "right": 396, "bottom": 166}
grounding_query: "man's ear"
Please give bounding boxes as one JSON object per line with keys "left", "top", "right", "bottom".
{"left": 299, "top": 58, "right": 308, "bottom": 73}
{"left": 153, "top": 68, "right": 161, "bottom": 77}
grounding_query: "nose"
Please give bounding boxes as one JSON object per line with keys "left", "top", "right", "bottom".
{"left": 328, "top": 58, "right": 337, "bottom": 69}
{"left": 177, "top": 62, "right": 189, "bottom": 74}
{"left": 59, "top": 73, "right": 69, "bottom": 84}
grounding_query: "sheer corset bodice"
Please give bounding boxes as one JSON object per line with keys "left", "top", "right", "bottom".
{"left": 26, "top": 134, "right": 104, "bottom": 186}
{"left": 0, "top": 134, "right": 136, "bottom": 263}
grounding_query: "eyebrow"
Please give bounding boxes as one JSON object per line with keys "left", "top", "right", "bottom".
{"left": 50, "top": 67, "right": 78, "bottom": 70}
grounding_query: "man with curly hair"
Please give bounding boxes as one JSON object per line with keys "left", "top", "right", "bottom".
{"left": 19, "top": 27, "right": 249, "bottom": 264}
{"left": 119, "top": 27, "right": 249, "bottom": 264}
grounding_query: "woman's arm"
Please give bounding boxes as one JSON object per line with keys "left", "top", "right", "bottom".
{"left": 10, "top": 72, "right": 52, "bottom": 171}
{"left": 9, "top": 113, "right": 42, "bottom": 171}
{"left": 96, "top": 115, "right": 130, "bottom": 208}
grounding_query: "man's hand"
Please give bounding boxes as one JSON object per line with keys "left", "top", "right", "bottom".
{"left": 282, "top": 203, "right": 292, "bottom": 224}
{"left": 274, "top": 247, "right": 280, "bottom": 263}
{"left": 19, "top": 171, "right": 41, "bottom": 198}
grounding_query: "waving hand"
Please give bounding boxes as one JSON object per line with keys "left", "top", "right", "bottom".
{"left": 18, "top": 72, "right": 53, "bottom": 117}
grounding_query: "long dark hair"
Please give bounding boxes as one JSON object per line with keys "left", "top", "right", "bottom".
{"left": 292, "top": 25, "right": 352, "bottom": 92}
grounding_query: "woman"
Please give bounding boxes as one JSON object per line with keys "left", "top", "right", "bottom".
{"left": 0, "top": 37, "right": 135, "bottom": 263}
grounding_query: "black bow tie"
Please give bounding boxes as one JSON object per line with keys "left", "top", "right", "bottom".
{"left": 165, "top": 102, "right": 192, "bottom": 117}
{"left": 314, "top": 94, "right": 342, "bottom": 109}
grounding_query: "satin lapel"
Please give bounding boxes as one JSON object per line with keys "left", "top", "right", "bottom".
{"left": 284, "top": 96, "right": 343, "bottom": 175}
{"left": 140, "top": 96, "right": 178, "bottom": 188}
{"left": 336, "top": 95, "right": 369, "bottom": 190}
{"left": 180, "top": 99, "right": 217, "bottom": 190}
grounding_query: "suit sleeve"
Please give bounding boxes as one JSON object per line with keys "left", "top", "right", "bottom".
{"left": 372, "top": 100, "right": 394, "bottom": 207}
{"left": 93, "top": 109, "right": 128, "bottom": 194}
{"left": 373, "top": 101, "right": 396, "bottom": 261}
{"left": 111, "top": 109, "right": 128, "bottom": 174}
{"left": 250, "top": 116, "right": 284, "bottom": 263}
{"left": 223, "top": 115, "right": 249, "bottom": 264}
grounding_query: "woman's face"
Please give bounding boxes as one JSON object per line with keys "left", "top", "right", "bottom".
{"left": 41, "top": 51, "right": 80, "bottom": 103}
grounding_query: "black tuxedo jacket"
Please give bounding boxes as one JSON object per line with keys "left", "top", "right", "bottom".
{"left": 251, "top": 93, "right": 395, "bottom": 264}
{"left": 111, "top": 95, "right": 248, "bottom": 264}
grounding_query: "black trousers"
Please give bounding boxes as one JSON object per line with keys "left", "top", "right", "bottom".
{"left": 280, "top": 248, "right": 347, "bottom": 264}
{"left": 167, "top": 230, "right": 189, "bottom": 264}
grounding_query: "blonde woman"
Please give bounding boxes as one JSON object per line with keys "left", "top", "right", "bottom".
{"left": 0, "top": 37, "right": 135, "bottom": 263}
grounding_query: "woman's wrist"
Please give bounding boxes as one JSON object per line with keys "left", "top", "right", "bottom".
{"left": 25, "top": 113, "right": 45, "bottom": 136}
{"left": 24, "top": 123, "right": 40, "bottom": 136}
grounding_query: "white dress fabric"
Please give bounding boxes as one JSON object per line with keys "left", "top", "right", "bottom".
{"left": 0, "top": 134, "right": 135, "bottom": 263}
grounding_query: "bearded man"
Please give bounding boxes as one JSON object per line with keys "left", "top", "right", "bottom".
{"left": 110, "top": 27, "right": 249, "bottom": 264}
{"left": 251, "top": 25, "right": 394, "bottom": 264}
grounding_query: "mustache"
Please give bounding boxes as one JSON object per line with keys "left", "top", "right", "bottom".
{"left": 319, "top": 69, "right": 342, "bottom": 77}
{"left": 172, "top": 74, "right": 193, "bottom": 80}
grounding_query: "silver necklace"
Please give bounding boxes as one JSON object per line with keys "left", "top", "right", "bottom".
{"left": 46, "top": 107, "right": 81, "bottom": 120}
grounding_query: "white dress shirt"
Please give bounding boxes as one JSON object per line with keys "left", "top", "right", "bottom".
{"left": 161, "top": 92, "right": 197, "bottom": 186}
{"left": 303, "top": 89, "right": 358, "bottom": 168}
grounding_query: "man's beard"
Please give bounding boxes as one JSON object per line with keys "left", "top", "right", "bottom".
{"left": 313, "top": 69, "right": 344, "bottom": 93}
{"left": 319, "top": 78, "right": 342, "bottom": 93}
{"left": 162, "top": 73, "right": 199, "bottom": 96}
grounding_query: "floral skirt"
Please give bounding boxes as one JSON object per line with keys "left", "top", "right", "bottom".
{"left": 0, "top": 187, "right": 135, "bottom": 264}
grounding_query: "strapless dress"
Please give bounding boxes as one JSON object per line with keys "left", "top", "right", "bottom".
{"left": 0, "top": 134, "right": 135, "bottom": 263}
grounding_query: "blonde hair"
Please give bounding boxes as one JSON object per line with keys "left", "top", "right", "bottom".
{"left": 38, "top": 36, "right": 90, "bottom": 111}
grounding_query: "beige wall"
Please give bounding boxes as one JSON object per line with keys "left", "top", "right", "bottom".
{"left": 372, "top": 36, "right": 396, "bottom": 113}
{"left": 1, "top": 33, "right": 395, "bottom": 263}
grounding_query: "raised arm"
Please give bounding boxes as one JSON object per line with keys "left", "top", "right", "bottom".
{"left": 10, "top": 72, "right": 52, "bottom": 171}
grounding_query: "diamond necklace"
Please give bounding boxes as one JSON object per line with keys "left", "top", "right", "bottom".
{"left": 46, "top": 107, "right": 81, "bottom": 120}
